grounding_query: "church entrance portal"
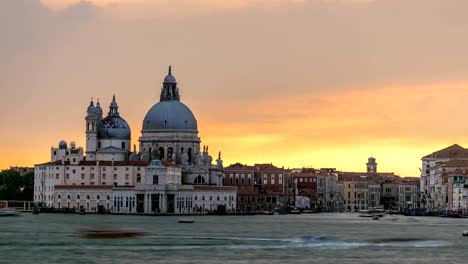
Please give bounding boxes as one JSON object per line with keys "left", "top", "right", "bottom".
{"left": 136, "top": 194, "right": 145, "bottom": 213}
{"left": 167, "top": 194, "right": 175, "bottom": 213}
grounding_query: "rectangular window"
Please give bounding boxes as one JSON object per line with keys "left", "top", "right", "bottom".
{"left": 263, "top": 174, "right": 267, "bottom": 185}
{"left": 90, "top": 174, "right": 95, "bottom": 179}
{"left": 102, "top": 174, "right": 106, "bottom": 179}
{"left": 72, "top": 169, "right": 76, "bottom": 173}
{"left": 271, "top": 175, "right": 275, "bottom": 185}
{"left": 279, "top": 175, "right": 283, "bottom": 184}
{"left": 81, "top": 174, "right": 85, "bottom": 179}
{"left": 153, "top": 175, "right": 159, "bottom": 185}
{"left": 113, "top": 174, "right": 117, "bottom": 180}
{"left": 66, "top": 174, "right": 69, "bottom": 179}
{"left": 114, "top": 167, "right": 117, "bottom": 171}
{"left": 56, "top": 174, "right": 59, "bottom": 179}
{"left": 125, "top": 174, "right": 129, "bottom": 180}
{"left": 91, "top": 167, "right": 95, "bottom": 170}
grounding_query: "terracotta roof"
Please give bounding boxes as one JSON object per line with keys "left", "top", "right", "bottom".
{"left": 54, "top": 185, "right": 113, "bottom": 190}
{"left": 193, "top": 186, "right": 237, "bottom": 192}
{"left": 287, "top": 172, "right": 321, "bottom": 178}
{"left": 439, "top": 159, "right": 468, "bottom": 168}
{"left": 254, "top": 163, "right": 284, "bottom": 171}
{"left": 422, "top": 144, "right": 468, "bottom": 159}
{"left": 224, "top": 162, "right": 255, "bottom": 170}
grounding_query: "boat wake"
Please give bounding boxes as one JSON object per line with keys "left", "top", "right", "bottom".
{"left": 143, "top": 235, "right": 449, "bottom": 250}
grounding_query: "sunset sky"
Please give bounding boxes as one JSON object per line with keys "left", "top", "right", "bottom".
{"left": 2, "top": 0, "right": 468, "bottom": 176}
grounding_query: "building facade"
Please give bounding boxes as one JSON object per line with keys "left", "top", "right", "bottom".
{"left": 34, "top": 67, "right": 236, "bottom": 214}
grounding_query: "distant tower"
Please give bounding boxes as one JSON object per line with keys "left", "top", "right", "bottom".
{"left": 366, "top": 157, "right": 377, "bottom": 174}
{"left": 85, "top": 98, "right": 102, "bottom": 160}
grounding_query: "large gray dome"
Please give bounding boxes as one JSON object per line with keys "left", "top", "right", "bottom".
{"left": 98, "top": 116, "right": 131, "bottom": 139}
{"left": 142, "top": 101, "right": 198, "bottom": 132}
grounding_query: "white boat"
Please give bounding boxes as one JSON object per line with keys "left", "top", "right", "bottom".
{"left": 0, "top": 210, "right": 19, "bottom": 217}
{"left": 359, "top": 208, "right": 385, "bottom": 218}
{"left": 178, "top": 218, "right": 195, "bottom": 223}
{"left": 463, "top": 230, "right": 468, "bottom": 237}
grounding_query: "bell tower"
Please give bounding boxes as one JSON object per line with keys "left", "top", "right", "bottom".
{"left": 366, "top": 157, "right": 377, "bottom": 174}
{"left": 85, "top": 98, "right": 101, "bottom": 160}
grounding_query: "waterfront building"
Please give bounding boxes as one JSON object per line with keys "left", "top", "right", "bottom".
{"left": 34, "top": 68, "right": 236, "bottom": 214}
{"left": 287, "top": 172, "right": 319, "bottom": 208}
{"left": 397, "top": 177, "right": 420, "bottom": 211}
{"left": 287, "top": 169, "right": 339, "bottom": 211}
{"left": 420, "top": 144, "right": 468, "bottom": 210}
{"left": 223, "top": 163, "right": 286, "bottom": 211}
{"left": 368, "top": 183, "right": 381, "bottom": 208}
{"left": 340, "top": 174, "right": 369, "bottom": 211}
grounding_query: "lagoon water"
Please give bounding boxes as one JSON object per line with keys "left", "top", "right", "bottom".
{"left": 0, "top": 213, "right": 467, "bottom": 264}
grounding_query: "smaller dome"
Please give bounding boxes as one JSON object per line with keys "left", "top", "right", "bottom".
{"left": 95, "top": 105, "right": 103, "bottom": 115}
{"left": 97, "top": 116, "right": 131, "bottom": 140}
{"left": 163, "top": 65, "right": 176, "bottom": 83}
{"left": 59, "top": 140, "right": 67, "bottom": 149}
{"left": 87, "top": 101, "right": 96, "bottom": 113}
{"left": 164, "top": 74, "right": 176, "bottom": 84}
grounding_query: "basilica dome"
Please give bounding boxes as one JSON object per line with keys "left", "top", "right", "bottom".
{"left": 142, "top": 101, "right": 197, "bottom": 132}
{"left": 141, "top": 66, "right": 198, "bottom": 132}
{"left": 98, "top": 115, "right": 131, "bottom": 139}
{"left": 97, "top": 95, "right": 131, "bottom": 140}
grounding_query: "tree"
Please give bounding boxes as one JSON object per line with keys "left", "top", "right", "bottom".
{"left": 0, "top": 170, "right": 34, "bottom": 201}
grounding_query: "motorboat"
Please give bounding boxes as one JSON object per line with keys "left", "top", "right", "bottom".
{"left": 463, "top": 230, "right": 468, "bottom": 237}
{"left": 359, "top": 208, "right": 385, "bottom": 218}
{"left": 289, "top": 207, "right": 302, "bottom": 214}
{"left": 0, "top": 210, "right": 19, "bottom": 217}
{"left": 178, "top": 218, "right": 195, "bottom": 223}
{"left": 32, "top": 207, "right": 40, "bottom": 215}
{"left": 79, "top": 228, "right": 144, "bottom": 239}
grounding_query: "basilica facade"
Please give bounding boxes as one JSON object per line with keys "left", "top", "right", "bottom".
{"left": 34, "top": 67, "right": 236, "bottom": 214}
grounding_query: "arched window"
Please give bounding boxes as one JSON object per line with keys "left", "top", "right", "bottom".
{"left": 167, "top": 147, "right": 173, "bottom": 162}
{"left": 58, "top": 194, "right": 61, "bottom": 199}
{"left": 67, "top": 195, "right": 70, "bottom": 199}
{"left": 87, "top": 195, "right": 90, "bottom": 200}
{"left": 158, "top": 147, "right": 165, "bottom": 160}
{"left": 77, "top": 195, "right": 80, "bottom": 199}
{"left": 97, "top": 195, "right": 100, "bottom": 200}
{"left": 188, "top": 148, "right": 192, "bottom": 163}
{"left": 107, "top": 195, "right": 110, "bottom": 200}
{"left": 194, "top": 175, "right": 205, "bottom": 184}
{"left": 136, "top": 173, "right": 141, "bottom": 183}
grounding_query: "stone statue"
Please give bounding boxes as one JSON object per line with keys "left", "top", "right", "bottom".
{"left": 195, "top": 152, "right": 203, "bottom": 166}
{"left": 181, "top": 149, "right": 189, "bottom": 166}
{"left": 216, "top": 151, "right": 223, "bottom": 169}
